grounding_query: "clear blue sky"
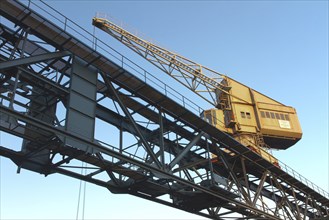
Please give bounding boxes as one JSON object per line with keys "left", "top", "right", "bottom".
{"left": 0, "top": 0, "right": 328, "bottom": 219}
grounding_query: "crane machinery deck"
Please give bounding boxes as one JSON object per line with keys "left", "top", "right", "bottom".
{"left": 0, "top": 0, "right": 328, "bottom": 219}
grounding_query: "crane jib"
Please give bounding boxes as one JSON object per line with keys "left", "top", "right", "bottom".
{"left": 93, "top": 18, "right": 231, "bottom": 103}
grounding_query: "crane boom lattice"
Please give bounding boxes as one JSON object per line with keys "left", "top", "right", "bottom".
{"left": 93, "top": 16, "right": 232, "bottom": 107}
{"left": 0, "top": 1, "right": 328, "bottom": 219}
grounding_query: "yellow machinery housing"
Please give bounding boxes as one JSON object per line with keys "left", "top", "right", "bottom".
{"left": 202, "top": 76, "right": 302, "bottom": 151}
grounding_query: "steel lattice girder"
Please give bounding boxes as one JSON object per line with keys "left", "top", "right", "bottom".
{"left": 0, "top": 0, "right": 328, "bottom": 219}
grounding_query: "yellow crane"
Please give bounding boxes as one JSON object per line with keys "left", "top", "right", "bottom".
{"left": 92, "top": 16, "right": 302, "bottom": 167}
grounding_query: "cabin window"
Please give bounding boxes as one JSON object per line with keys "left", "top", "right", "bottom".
{"left": 275, "top": 113, "right": 280, "bottom": 119}
{"left": 260, "top": 111, "right": 265, "bottom": 118}
{"left": 241, "top": 111, "right": 246, "bottom": 118}
{"left": 260, "top": 110, "right": 290, "bottom": 121}
{"left": 246, "top": 112, "right": 251, "bottom": 119}
{"left": 212, "top": 111, "right": 217, "bottom": 125}
{"left": 265, "top": 112, "right": 271, "bottom": 118}
{"left": 206, "top": 112, "right": 213, "bottom": 125}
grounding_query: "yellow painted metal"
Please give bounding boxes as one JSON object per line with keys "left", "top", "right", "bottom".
{"left": 93, "top": 16, "right": 303, "bottom": 163}
{"left": 206, "top": 75, "right": 302, "bottom": 150}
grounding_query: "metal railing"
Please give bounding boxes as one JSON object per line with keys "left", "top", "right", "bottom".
{"left": 24, "top": 0, "right": 203, "bottom": 117}
{"left": 21, "top": 0, "right": 329, "bottom": 200}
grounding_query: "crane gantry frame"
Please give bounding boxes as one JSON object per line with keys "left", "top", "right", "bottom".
{"left": 0, "top": 1, "right": 328, "bottom": 219}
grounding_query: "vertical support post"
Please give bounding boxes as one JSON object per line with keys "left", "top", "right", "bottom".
{"left": 119, "top": 124, "right": 123, "bottom": 181}
{"left": 9, "top": 28, "right": 29, "bottom": 109}
{"left": 158, "top": 107, "right": 165, "bottom": 169}
{"left": 303, "top": 195, "right": 309, "bottom": 220}
{"left": 119, "top": 124, "right": 123, "bottom": 153}
{"left": 292, "top": 188, "right": 301, "bottom": 218}
{"left": 206, "top": 139, "right": 214, "bottom": 183}
{"left": 65, "top": 56, "right": 98, "bottom": 153}
{"left": 8, "top": 72, "right": 20, "bottom": 110}
{"left": 241, "top": 157, "right": 251, "bottom": 201}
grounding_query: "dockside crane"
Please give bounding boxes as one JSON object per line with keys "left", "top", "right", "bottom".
{"left": 92, "top": 16, "right": 302, "bottom": 166}
{"left": 1, "top": 0, "right": 329, "bottom": 218}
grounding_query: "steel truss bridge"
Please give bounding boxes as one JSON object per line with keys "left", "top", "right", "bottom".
{"left": 0, "top": 1, "right": 328, "bottom": 219}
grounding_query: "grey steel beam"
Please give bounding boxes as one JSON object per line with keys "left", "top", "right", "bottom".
{"left": 292, "top": 187, "right": 302, "bottom": 218}
{"left": 95, "top": 152, "right": 119, "bottom": 185}
{"left": 100, "top": 73, "right": 162, "bottom": 169}
{"left": 2, "top": 55, "right": 205, "bottom": 173}
{"left": 0, "top": 146, "right": 111, "bottom": 189}
{"left": 169, "top": 132, "right": 204, "bottom": 169}
{"left": 241, "top": 157, "right": 251, "bottom": 201}
{"left": 0, "top": 50, "right": 71, "bottom": 70}
{"left": 158, "top": 108, "right": 165, "bottom": 168}
{"left": 303, "top": 195, "right": 309, "bottom": 220}
{"left": 0, "top": 105, "right": 280, "bottom": 219}
{"left": 272, "top": 176, "right": 300, "bottom": 219}
{"left": 2, "top": 4, "right": 328, "bottom": 214}
{"left": 96, "top": 104, "right": 209, "bottom": 173}
{"left": 96, "top": 105, "right": 152, "bottom": 141}
{"left": 0, "top": 35, "right": 318, "bottom": 220}
{"left": 15, "top": 66, "right": 69, "bottom": 95}
{"left": 216, "top": 147, "right": 253, "bottom": 206}
{"left": 65, "top": 57, "right": 97, "bottom": 153}
{"left": 252, "top": 170, "right": 269, "bottom": 206}
{"left": 1, "top": 0, "right": 326, "bottom": 218}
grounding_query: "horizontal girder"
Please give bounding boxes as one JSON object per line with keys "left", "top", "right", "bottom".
{"left": 0, "top": 1, "right": 328, "bottom": 219}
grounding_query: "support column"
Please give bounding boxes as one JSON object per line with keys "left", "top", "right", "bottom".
{"left": 158, "top": 108, "right": 165, "bottom": 169}
{"left": 64, "top": 56, "right": 98, "bottom": 153}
